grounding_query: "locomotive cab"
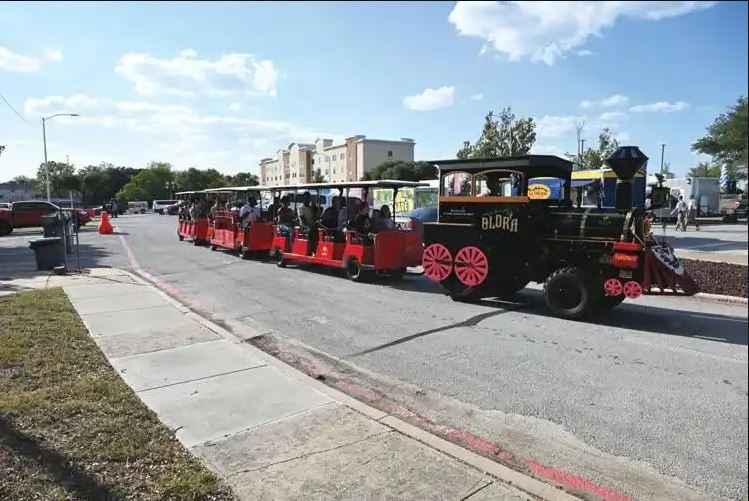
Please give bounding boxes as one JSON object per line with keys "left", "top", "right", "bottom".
{"left": 422, "top": 147, "right": 698, "bottom": 320}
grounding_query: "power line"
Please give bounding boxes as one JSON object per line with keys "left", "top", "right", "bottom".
{"left": 0, "top": 91, "right": 30, "bottom": 123}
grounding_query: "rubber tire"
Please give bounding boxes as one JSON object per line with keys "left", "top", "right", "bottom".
{"left": 240, "top": 247, "right": 251, "bottom": 260}
{"left": 346, "top": 258, "right": 364, "bottom": 282}
{"left": 178, "top": 234, "right": 184, "bottom": 241}
{"left": 275, "top": 248, "right": 286, "bottom": 268}
{"left": 599, "top": 294, "right": 626, "bottom": 309}
{"left": 543, "top": 267, "right": 598, "bottom": 320}
{"left": 210, "top": 244, "right": 217, "bottom": 251}
{"left": 0, "top": 222, "right": 12, "bottom": 236}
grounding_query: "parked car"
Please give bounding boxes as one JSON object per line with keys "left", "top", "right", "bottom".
{"left": 153, "top": 199, "right": 178, "bottom": 214}
{"left": 166, "top": 201, "right": 183, "bottom": 215}
{"left": 0, "top": 200, "right": 62, "bottom": 236}
{"left": 0, "top": 203, "right": 11, "bottom": 209}
{"left": 396, "top": 206, "right": 438, "bottom": 238}
{"left": 126, "top": 201, "right": 148, "bottom": 214}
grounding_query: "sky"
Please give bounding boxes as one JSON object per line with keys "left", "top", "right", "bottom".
{"left": 1, "top": 1, "right": 747, "bottom": 181}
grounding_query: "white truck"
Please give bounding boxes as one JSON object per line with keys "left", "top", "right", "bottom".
{"left": 662, "top": 177, "right": 720, "bottom": 216}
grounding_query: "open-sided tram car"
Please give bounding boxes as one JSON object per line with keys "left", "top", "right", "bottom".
{"left": 176, "top": 190, "right": 211, "bottom": 245}
{"left": 204, "top": 186, "right": 275, "bottom": 258}
{"left": 421, "top": 146, "right": 699, "bottom": 319}
{"left": 270, "top": 180, "right": 426, "bottom": 281}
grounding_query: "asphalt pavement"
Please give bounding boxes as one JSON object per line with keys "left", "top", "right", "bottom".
{"left": 3, "top": 214, "right": 745, "bottom": 499}
{"left": 656, "top": 222, "right": 748, "bottom": 264}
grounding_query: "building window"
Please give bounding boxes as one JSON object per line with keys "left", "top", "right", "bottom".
{"left": 387, "top": 150, "right": 393, "bottom": 157}
{"left": 340, "top": 153, "right": 344, "bottom": 160}
{"left": 311, "top": 159, "right": 315, "bottom": 165}
{"left": 325, "top": 156, "right": 329, "bottom": 162}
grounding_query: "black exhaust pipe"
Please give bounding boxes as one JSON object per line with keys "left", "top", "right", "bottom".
{"left": 605, "top": 146, "right": 648, "bottom": 211}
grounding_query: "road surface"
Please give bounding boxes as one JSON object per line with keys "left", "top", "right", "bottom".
{"left": 2, "top": 215, "right": 745, "bottom": 499}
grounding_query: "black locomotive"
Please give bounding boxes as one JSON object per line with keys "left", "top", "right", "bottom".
{"left": 422, "top": 146, "right": 698, "bottom": 319}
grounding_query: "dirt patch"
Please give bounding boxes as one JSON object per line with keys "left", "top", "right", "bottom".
{"left": 682, "top": 259, "right": 748, "bottom": 298}
{"left": 0, "top": 288, "right": 234, "bottom": 500}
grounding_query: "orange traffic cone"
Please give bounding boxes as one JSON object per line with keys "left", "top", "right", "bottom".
{"left": 99, "top": 211, "right": 114, "bottom": 234}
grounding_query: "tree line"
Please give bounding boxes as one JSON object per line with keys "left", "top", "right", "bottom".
{"left": 27, "top": 161, "right": 258, "bottom": 206}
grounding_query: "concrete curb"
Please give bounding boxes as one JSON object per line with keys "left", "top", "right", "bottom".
{"left": 694, "top": 292, "right": 748, "bottom": 305}
{"left": 121, "top": 268, "right": 577, "bottom": 501}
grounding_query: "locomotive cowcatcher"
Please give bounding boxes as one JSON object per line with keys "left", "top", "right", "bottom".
{"left": 421, "top": 146, "right": 699, "bottom": 319}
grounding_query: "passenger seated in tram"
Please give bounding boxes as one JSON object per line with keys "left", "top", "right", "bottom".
{"left": 370, "top": 209, "right": 382, "bottom": 233}
{"left": 352, "top": 202, "right": 373, "bottom": 243}
{"left": 321, "top": 201, "right": 338, "bottom": 230}
{"left": 239, "top": 197, "right": 260, "bottom": 228}
{"left": 267, "top": 196, "right": 281, "bottom": 222}
{"left": 298, "top": 192, "right": 314, "bottom": 228}
{"left": 275, "top": 196, "right": 297, "bottom": 246}
{"left": 375, "top": 205, "right": 395, "bottom": 231}
{"left": 188, "top": 199, "right": 198, "bottom": 221}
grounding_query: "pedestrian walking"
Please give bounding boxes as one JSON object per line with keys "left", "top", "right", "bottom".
{"left": 687, "top": 196, "right": 700, "bottom": 231}
{"left": 671, "top": 195, "right": 688, "bottom": 231}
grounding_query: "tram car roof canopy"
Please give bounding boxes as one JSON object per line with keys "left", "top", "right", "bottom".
{"left": 429, "top": 154, "right": 573, "bottom": 179}
{"left": 202, "top": 185, "right": 273, "bottom": 193}
{"left": 269, "top": 180, "right": 430, "bottom": 191}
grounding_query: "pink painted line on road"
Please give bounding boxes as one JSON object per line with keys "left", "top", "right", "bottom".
{"left": 526, "top": 461, "right": 631, "bottom": 501}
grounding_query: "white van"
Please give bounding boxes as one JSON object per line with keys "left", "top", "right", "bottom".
{"left": 126, "top": 201, "right": 148, "bottom": 214}
{"left": 152, "top": 199, "right": 178, "bottom": 214}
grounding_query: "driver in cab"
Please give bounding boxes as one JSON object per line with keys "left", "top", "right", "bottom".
{"left": 479, "top": 172, "right": 520, "bottom": 197}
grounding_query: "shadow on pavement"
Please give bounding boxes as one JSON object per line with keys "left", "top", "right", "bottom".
{"left": 663, "top": 235, "right": 748, "bottom": 252}
{"left": 0, "top": 416, "right": 117, "bottom": 500}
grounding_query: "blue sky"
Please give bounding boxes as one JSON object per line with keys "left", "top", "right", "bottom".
{"left": 1, "top": 1, "right": 747, "bottom": 180}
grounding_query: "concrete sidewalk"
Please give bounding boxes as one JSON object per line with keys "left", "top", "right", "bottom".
{"left": 48, "top": 269, "right": 556, "bottom": 500}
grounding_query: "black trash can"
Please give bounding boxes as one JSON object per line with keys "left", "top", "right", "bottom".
{"left": 41, "top": 213, "right": 64, "bottom": 238}
{"left": 29, "top": 237, "right": 65, "bottom": 270}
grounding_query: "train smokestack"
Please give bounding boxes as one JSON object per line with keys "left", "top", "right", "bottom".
{"left": 605, "top": 146, "right": 648, "bottom": 211}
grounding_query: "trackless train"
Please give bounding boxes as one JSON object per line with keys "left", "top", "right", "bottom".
{"left": 175, "top": 146, "right": 699, "bottom": 320}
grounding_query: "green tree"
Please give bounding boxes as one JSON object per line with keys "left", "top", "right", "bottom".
{"left": 228, "top": 172, "right": 259, "bottom": 186}
{"left": 36, "top": 160, "right": 75, "bottom": 196}
{"left": 692, "top": 96, "right": 748, "bottom": 188}
{"left": 117, "top": 162, "right": 174, "bottom": 202}
{"left": 456, "top": 108, "right": 537, "bottom": 159}
{"left": 174, "top": 167, "right": 228, "bottom": 192}
{"left": 361, "top": 160, "right": 436, "bottom": 181}
{"left": 78, "top": 163, "right": 142, "bottom": 205}
{"left": 688, "top": 161, "right": 722, "bottom": 178}
{"left": 568, "top": 128, "right": 619, "bottom": 169}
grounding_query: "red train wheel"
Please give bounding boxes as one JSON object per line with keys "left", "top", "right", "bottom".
{"left": 603, "top": 278, "right": 623, "bottom": 296}
{"left": 454, "top": 246, "right": 489, "bottom": 287}
{"left": 422, "top": 243, "right": 453, "bottom": 281}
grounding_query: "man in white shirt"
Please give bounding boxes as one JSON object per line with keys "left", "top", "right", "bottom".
{"left": 687, "top": 196, "right": 700, "bottom": 230}
{"left": 671, "top": 195, "right": 688, "bottom": 231}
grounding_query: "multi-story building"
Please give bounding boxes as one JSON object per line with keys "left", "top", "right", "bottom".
{"left": 0, "top": 179, "right": 42, "bottom": 203}
{"left": 260, "top": 135, "right": 415, "bottom": 187}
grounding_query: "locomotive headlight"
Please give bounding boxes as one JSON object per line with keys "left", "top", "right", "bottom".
{"left": 612, "top": 252, "right": 639, "bottom": 270}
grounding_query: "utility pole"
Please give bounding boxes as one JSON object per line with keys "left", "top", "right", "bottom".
{"left": 574, "top": 118, "right": 586, "bottom": 166}
{"left": 42, "top": 113, "right": 79, "bottom": 201}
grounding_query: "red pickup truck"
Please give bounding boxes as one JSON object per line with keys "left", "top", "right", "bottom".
{"left": 0, "top": 200, "right": 87, "bottom": 236}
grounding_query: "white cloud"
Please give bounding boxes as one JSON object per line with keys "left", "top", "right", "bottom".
{"left": 615, "top": 131, "right": 631, "bottom": 143}
{"left": 43, "top": 48, "right": 63, "bottom": 62}
{"left": 580, "top": 94, "right": 628, "bottom": 109}
{"left": 0, "top": 46, "right": 40, "bottom": 72}
{"left": 448, "top": 1, "right": 716, "bottom": 65}
{"left": 228, "top": 102, "right": 242, "bottom": 112}
{"left": 535, "top": 115, "right": 578, "bottom": 138}
{"left": 24, "top": 93, "right": 110, "bottom": 115}
{"left": 470, "top": 93, "right": 484, "bottom": 101}
{"left": 597, "top": 111, "right": 628, "bottom": 123}
{"left": 115, "top": 49, "right": 279, "bottom": 98}
{"left": 403, "top": 86, "right": 455, "bottom": 111}
{"left": 576, "top": 49, "right": 594, "bottom": 57}
{"left": 530, "top": 143, "right": 567, "bottom": 157}
{"left": 629, "top": 100, "right": 690, "bottom": 113}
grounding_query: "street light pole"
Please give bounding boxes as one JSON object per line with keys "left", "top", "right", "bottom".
{"left": 42, "top": 118, "right": 50, "bottom": 201}
{"left": 41, "top": 113, "right": 79, "bottom": 202}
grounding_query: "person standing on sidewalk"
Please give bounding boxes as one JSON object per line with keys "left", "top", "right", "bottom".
{"left": 687, "top": 196, "right": 700, "bottom": 231}
{"left": 671, "top": 195, "right": 688, "bottom": 231}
